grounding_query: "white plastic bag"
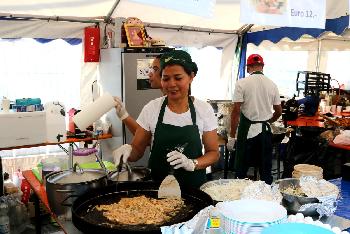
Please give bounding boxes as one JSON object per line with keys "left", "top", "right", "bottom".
{"left": 333, "top": 130, "right": 350, "bottom": 145}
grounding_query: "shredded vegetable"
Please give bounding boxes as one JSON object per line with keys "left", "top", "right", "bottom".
{"left": 201, "top": 179, "right": 253, "bottom": 201}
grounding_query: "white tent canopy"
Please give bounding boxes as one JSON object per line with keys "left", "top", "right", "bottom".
{"left": 0, "top": 20, "right": 90, "bottom": 38}
{"left": 0, "top": 0, "right": 348, "bottom": 36}
{"left": 1, "top": 0, "right": 350, "bottom": 94}
{"left": 0, "top": 0, "right": 241, "bottom": 38}
{"left": 1, "top": 0, "right": 349, "bottom": 59}
{"left": 0, "top": 0, "right": 240, "bottom": 95}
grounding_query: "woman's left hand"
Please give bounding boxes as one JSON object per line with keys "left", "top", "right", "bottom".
{"left": 166, "top": 151, "right": 195, "bottom": 171}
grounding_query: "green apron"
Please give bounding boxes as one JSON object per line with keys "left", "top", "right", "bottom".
{"left": 234, "top": 71, "right": 272, "bottom": 171}
{"left": 149, "top": 96, "right": 206, "bottom": 189}
{"left": 234, "top": 113, "right": 271, "bottom": 171}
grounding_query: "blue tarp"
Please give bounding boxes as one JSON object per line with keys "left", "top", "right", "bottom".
{"left": 238, "top": 16, "right": 349, "bottom": 78}
{"left": 34, "top": 38, "right": 81, "bottom": 45}
{"left": 0, "top": 16, "right": 82, "bottom": 45}
{"left": 2, "top": 38, "right": 82, "bottom": 45}
{"left": 247, "top": 15, "right": 349, "bottom": 46}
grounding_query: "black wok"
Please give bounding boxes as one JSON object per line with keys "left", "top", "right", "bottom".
{"left": 298, "top": 126, "right": 325, "bottom": 138}
{"left": 72, "top": 181, "right": 213, "bottom": 234}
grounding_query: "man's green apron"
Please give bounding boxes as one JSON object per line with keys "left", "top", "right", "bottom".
{"left": 234, "top": 71, "right": 272, "bottom": 172}
{"left": 149, "top": 96, "right": 206, "bottom": 189}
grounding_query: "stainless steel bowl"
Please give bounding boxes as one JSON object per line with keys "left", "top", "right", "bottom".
{"left": 46, "top": 168, "right": 108, "bottom": 218}
{"left": 274, "top": 178, "right": 319, "bottom": 217}
{"left": 109, "top": 166, "right": 151, "bottom": 182}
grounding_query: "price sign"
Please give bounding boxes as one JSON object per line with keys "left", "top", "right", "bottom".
{"left": 240, "top": 0, "right": 326, "bottom": 29}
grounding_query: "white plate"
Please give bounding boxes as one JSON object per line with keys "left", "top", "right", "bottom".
{"left": 217, "top": 199, "right": 287, "bottom": 223}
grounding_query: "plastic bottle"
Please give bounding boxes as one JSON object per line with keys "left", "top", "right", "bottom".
{"left": 329, "top": 92, "right": 334, "bottom": 106}
{"left": 0, "top": 203, "right": 10, "bottom": 234}
{"left": 325, "top": 93, "right": 330, "bottom": 106}
{"left": 205, "top": 207, "right": 223, "bottom": 234}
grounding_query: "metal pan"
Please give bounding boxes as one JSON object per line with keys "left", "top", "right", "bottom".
{"left": 71, "top": 181, "right": 213, "bottom": 234}
{"left": 275, "top": 178, "right": 319, "bottom": 216}
{"left": 108, "top": 166, "right": 151, "bottom": 182}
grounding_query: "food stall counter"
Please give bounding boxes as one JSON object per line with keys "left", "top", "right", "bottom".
{"left": 287, "top": 115, "right": 324, "bottom": 127}
{"left": 329, "top": 142, "right": 350, "bottom": 151}
{"left": 22, "top": 170, "right": 82, "bottom": 234}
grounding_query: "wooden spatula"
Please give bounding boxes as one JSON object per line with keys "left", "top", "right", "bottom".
{"left": 158, "top": 143, "right": 188, "bottom": 199}
{"left": 158, "top": 174, "right": 181, "bottom": 198}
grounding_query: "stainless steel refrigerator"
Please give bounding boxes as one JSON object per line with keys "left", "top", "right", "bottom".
{"left": 98, "top": 47, "right": 173, "bottom": 166}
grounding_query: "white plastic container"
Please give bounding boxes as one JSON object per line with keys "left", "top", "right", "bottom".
{"left": 0, "top": 111, "right": 46, "bottom": 148}
{"left": 1, "top": 98, "right": 10, "bottom": 112}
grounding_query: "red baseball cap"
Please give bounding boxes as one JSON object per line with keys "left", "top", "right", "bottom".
{"left": 246, "top": 54, "right": 264, "bottom": 66}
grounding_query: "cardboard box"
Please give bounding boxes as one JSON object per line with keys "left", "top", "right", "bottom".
{"left": 0, "top": 111, "right": 46, "bottom": 148}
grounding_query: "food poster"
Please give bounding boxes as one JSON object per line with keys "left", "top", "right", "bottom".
{"left": 137, "top": 59, "right": 153, "bottom": 90}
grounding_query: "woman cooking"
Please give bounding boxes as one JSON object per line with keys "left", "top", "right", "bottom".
{"left": 113, "top": 50, "right": 219, "bottom": 189}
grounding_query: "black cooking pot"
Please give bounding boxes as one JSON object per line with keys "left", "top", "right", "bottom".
{"left": 46, "top": 168, "right": 107, "bottom": 217}
{"left": 298, "top": 126, "right": 325, "bottom": 138}
{"left": 72, "top": 181, "right": 213, "bottom": 234}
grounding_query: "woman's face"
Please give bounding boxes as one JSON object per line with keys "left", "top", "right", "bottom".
{"left": 161, "top": 64, "right": 194, "bottom": 100}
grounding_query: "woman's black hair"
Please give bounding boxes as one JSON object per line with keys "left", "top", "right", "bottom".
{"left": 159, "top": 50, "right": 198, "bottom": 76}
{"left": 161, "top": 62, "right": 197, "bottom": 77}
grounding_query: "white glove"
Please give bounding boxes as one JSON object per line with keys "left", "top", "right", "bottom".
{"left": 114, "top": 97, "right": 129, "bottom": 121}
{"left": 112, "top": 144, "right": 132, "bottom": 166}
{"left": 227, "top": 137, "right": 236, "bottom": 151}
{"left": 166, "top": 151, "right": 195, "bottom": 171}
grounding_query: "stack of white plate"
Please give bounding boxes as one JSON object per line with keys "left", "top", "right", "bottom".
{"left": 217, "top": 199, "right": 287, "bottom": 234}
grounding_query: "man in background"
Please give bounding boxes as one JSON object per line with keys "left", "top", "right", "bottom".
{"left": 114, "top": 55, "right": 163, "bottom": 135}
{"left": 227, "top": 54, "right": 282, "bottom": 184}
{"left": 148, "top": 54, "right": 163, "bottom": 90}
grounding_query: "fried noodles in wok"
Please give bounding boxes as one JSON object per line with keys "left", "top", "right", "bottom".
{"left": 95, "top": 195, "right": 184, "bottom": 225}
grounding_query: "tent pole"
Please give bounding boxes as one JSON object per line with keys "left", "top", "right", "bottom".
{"left": 105, "top": 0, "right": 121, "bottom": 23}
{"left": 2, "top": 15, "right": 103, "bottom": 24}
{"left": 144, "top": 23, "right": 237, "bottom": 35}
{"left": 237, "top": 24, "right": 253, "bottom": 35}
{"left": 316, "top": 39, "right": 321, "bottom": 72}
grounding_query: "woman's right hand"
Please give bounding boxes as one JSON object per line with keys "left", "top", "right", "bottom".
{"left": 112, "top": 144, "right": 132, "bottom": 166}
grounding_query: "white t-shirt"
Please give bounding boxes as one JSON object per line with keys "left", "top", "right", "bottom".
{"left": 233, "top": 73, "right": 281, "bottom": 139}
{"left": 137, "top": 96, "right": 217, "bottom": 145}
